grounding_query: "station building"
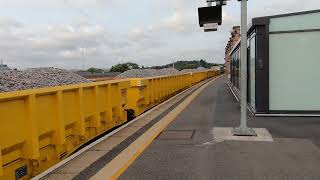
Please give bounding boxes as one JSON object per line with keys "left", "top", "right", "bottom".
{"left": 225, "top": 26, "right": 241, "bottom": 75}
{"left": 229, "top": 9, "right": 320, "bottom": 116}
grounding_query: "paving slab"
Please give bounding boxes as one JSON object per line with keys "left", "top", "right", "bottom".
{"left": 111, "top": 126, "right": 142, "bottom": 137}
{"left": 43, "top": 173, "right": 76, "bottom": 180}
{"left": 212, "top": 127, "right": 273, "bottom": 142}
{"left": 128, "top": 116, "right": 155, "bottom": 127}
{"left": 53, "top": 151, "right": 106, "bottom": 174}
{"left": 90, "top": 136, "right": 127, "bottom": 151}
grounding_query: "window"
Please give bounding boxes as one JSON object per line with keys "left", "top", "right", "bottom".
{"left": 269, "top": 31, "right": 320, "bottom": 110}
{"left": 249, "top": 36, "right": 256, "bottom": 109}
{"left": 269, "top": 12, "right": 320, "bottom": 32}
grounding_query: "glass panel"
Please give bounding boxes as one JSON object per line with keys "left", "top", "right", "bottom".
{"left": 231, "top": 55, "right": 235, "bottom": 84}
{"left": 270, "top": 12, "right": 320, "bottom": 32}
{"left": 249, "top": 36, "right": 256, "bottom": 109}
{"left": 269, "top": 31, "right": 320, "bottom": 110}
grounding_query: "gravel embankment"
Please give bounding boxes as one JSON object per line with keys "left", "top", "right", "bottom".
{"left": 0, "top": 67, "right": 91, "bottom": 93}
{"left": 180, "top": 68, "right": 207, "bottom": 73}
{"left": 158, "top": 68, "right": 180, "bottom": 76}
{"left": 0, "top": 67, "right": 209, "bottom": 93}
{"left": 116, "top": 68, "right": 180, "bottom": 78}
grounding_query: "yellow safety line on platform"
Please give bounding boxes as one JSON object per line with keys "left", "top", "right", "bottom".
{"left": 91, "top": 75, "right": 222, "bottom": 180}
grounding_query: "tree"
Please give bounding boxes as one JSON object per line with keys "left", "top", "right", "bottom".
{"left": 150, "top": 60, "right": 221, "bottom": 71}
{"left": 200, "top": 59, "right": 206, "bottom": 67}
{"left": 110, "top": 62, "right": 140, "bottom": 73}
{"left": 87, "top": 67, "right": 104, "bottom": 74}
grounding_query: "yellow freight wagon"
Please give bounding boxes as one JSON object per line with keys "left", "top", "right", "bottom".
{"left": 191, "top": 71, "right": 209, "bottom": 85}
{"left": 0, "top": 70, "right": 219, "bottom": 180}
{"left": 0, "top": 80, "right": 130, "bottom": 180}
{"left": 125, "top": 73, "right": 193, "bottom": 117}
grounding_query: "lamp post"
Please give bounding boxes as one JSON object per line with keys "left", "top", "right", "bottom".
{"left": 233, "top": 0, "right": 256, "bottom": 136}
{"left": 199, "top": 0, "right": 256, "bottom": 136}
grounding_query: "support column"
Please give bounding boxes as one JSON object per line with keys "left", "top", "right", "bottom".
{"left": 233, "top": 0, "right": 256, "bottom": 136}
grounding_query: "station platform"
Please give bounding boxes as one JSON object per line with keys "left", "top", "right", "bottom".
{"left": 42, "top": 76, "right": 320, "bottom": 180}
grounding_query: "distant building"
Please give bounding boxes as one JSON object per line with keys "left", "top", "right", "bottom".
{"left": 229, "top": 9, "right": 320, "bottom": 116}
{"left": 225, "top": 26, "right": 240, "bottom": 75}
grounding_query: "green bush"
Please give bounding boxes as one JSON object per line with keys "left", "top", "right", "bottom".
{"left": 110, "top": 62, "right": 140, "bottom": 73}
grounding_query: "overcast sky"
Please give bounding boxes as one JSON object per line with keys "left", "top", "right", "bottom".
{"left": 0, "top": 0, "right": 319, "bottom": 69}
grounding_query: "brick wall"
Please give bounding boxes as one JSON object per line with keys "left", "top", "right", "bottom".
{"left": 224, "top": 26, "right": 240, "bottom": 75}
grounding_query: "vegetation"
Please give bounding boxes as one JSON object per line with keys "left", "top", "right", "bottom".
{"left": 87, "top": 67, "right": 105, "bottom": 74}
{"left": 152, "top": 60, "right": 221, "bottom": 71}
{"left": 110, "top": 62, "right": 140, "bottom": 73}
{"left": 87, "top": 60, "right": 222, "bottom": 74}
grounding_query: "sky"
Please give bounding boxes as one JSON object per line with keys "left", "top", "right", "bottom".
{"left": 0, "top": 0, "right": 319, "bottom": 69}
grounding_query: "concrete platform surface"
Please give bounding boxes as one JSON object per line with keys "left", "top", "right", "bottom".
{"left": 212, "top": 127, "right": 273, "bottom": 142}
{"left": 120, "top": 76, "right": 320, "bottom": 180}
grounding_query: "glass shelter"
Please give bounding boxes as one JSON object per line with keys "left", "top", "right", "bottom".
{"left": 229, "top": 9, "right": 320, "bottom": 115}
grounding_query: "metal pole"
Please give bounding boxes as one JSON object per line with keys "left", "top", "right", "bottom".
{"left": 240, "top": 0, "right": 247, "bottom": 129}
{"left": 82, "top": 47, "right": 85, "bottom": 70}
{"left": 233, "top": 0, "right": 256, "bottom": 136}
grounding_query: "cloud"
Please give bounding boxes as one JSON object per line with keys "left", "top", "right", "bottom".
{"left": 0, "top": 19, "right": 131, "bottom": 69}
{"left": 0, "top": 17, "right": 23, "bottom": 33}
{"left": 0, "top": 0, "right": 319, "bottom": 69}
{"left": 161, "top": 10, "right": 196, "bottom": 34}
{"left": 249, "top": 0, "right": 320, "bottom": 18}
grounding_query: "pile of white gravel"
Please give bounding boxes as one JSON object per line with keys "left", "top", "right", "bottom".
{"left": 158, "top": 68, "right": 180, "bottom": 76}
{"left": 0, "top": 67, "right": 91, "bottom": 93}
{"left": 180, "top": 68, "right": 207, "bottom": 73}
{"left": 116, "top": 68, "right": 180, "bottom": 78}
